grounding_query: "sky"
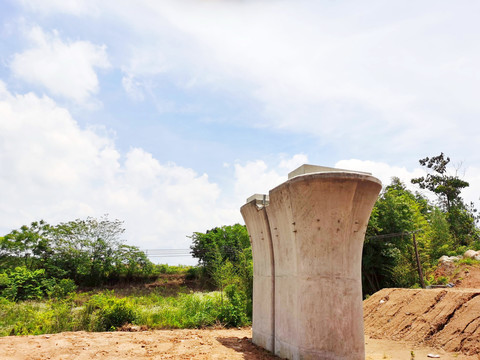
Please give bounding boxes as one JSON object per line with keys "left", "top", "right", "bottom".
{"left": 1, "top": 0, "right": 480, "bottom": 265}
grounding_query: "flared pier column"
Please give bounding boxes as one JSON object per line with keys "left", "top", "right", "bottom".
{"left": 241, "top": 165, "right": 381, "bottom": 360}
{"left": 240, "top": 194, "right": 275, "bottom": 352}
{"left": 267, "top": 170, "right": 381, "bottom": 360}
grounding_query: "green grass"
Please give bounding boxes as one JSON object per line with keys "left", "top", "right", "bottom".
{"left": 156, "top": 264, "right": 193, "bottom": 275}
{"left": 136, "top": 291, "right": 225, "bottom": 328}
{"left": 0, "top": 296, "right": 80, "bottom": 336}
{"left": 0, "top": 288, "right": 249, "bottom": 336}
{"left": 458, "top": 258, "right": 480, "bottom": 266}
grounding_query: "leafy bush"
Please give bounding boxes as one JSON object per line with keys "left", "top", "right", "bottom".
{"left": 435, "top": 276, "right": 449, "bottom": 285}
{"left": 1, "top": 267, "right": 46, "bottom": 301}
{"left": 220, "top": 284, "right": 249, "bottom": 327}
{"left": 0, "top": 267, "right": 77, "bottom": 301}
{"left": 185, "top": 266, "right": 202, "bottom": 280}
{"left": 82, "top": 293, "right": 137, "bottom": 331}
{"left": 46, "top": 279, "right": 78, "bottom": 299}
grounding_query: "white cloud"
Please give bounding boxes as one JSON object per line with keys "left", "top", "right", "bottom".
{"left": 0, "top": 82, "right": 233, "bottom": 264}
{"left": 234, "top": 160, "right": 284, "bottom": 203}
{"left": 19, "top": 0, "right": 99, "bottom": 16}
{"left": 121, "top": 74, "right": 145, "bottom": 101}
{"left": 335, "top": 159, "right": 424, "bottom": 190}
{"left": 233, "top": 154, "right": 309, "bottom": 204}
{"left": 462, "top": 167, "right": 480, "bottom": 208}
{"left": 279, "top": 154, "right": 309, "bottom": 171}
{"left": 11, "top": 26, "right": 110, "bottom": 103}
{"left": 9, "top": 1, "right": 480, "bottom": 245}
{"left": 15, "top": 2, "right": 480, "bottom": 162}
{"left": 335, "top": 159, "right": 480, "bottom": 210}
{"left": 78, "top": 1, "right": 480, "bottom": 162}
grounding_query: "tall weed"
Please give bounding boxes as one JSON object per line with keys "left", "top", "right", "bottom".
{"left": 81, "top": 292, "right": 137, "bottom": 331}
{"left": 0, "top": 297, "right": 78, "bottom": 336}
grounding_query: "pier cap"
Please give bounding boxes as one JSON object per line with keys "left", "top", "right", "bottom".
{"left": 288, "top": 164, "right": 371, "bottom": 179}
{"left": 246, "top": 193, "right": 270, "bottom": 205}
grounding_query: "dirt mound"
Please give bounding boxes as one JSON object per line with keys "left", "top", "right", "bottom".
{"left": 364, "top": 288, "right": 480, "bottom": 356}
{"left": 434, "top": 262, "right": 480, "bottom": 289}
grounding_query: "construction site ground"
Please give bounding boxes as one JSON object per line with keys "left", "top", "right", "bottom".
{"left": 1, "top": 264, "right": 480, "bottom": 359}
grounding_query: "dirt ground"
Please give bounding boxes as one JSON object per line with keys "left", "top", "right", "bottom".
{"left": 0, "top": 327, "right": 477, "bottom": 360}
{"left": 2, "top": 267, "right": 480, "bottom": 359}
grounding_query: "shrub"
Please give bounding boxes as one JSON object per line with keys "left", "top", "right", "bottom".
{"left": 82, "top": 293, "right": 137, "bottom": 331}
{"left": 46, "top": 279, "right": 78, "bottom": 299}
{"left": 157, "top": 264, "right": 191, "bottom": 275}
{"left": 1, "top": 267, "right": 46, "bottom": 301}
{"left": 220, "top": 284, "right": 249, "bottom": 327}
{"left": 185, "top": 266, "right": 202, "bottom": 280}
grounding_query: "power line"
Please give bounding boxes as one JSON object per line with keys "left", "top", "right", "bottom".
{"left": 367, "top": 229, "right": 422, "bottom": 240}
{"left": 141, "top": 247, "right": 246, "bottom": 258}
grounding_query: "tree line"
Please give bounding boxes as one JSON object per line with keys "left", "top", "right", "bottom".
{"left": 0, "top": 216, "right": 155, "bottom": 301}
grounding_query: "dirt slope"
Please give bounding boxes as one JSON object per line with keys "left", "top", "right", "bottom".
{"left": 364, "top": 288, "right": 480, "bottom": 356}
{"left": 435, "top": 261, "right": 480, "bottom": 289}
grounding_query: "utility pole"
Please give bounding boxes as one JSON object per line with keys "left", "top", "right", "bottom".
{"left": 413, "top": 234, "right": 425, "bottom": 289}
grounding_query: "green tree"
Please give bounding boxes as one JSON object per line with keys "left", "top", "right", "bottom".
{"left": 411, "top": 153, "right": 479, "bottom": 246}
{"left": 0, "top": 221, "right": 53, "bottom": 270}
{"left": 426, "top": 208, "right": 454, "bottom": 261}
{"left": 190, "top": 224, "right": 251, "bottom": 276}
{"left": 1, "top": 216, "right": 154, "bottom": 287}
{"left": 190, "top": 224, "right": 253, "bottom": 317}
{"left": 411, "top": 153, "right": 469, "bottom": 211}
{"left": 363, "top": 178, "right": 431, "bottom": 294}
{"left": 49, "top": 218, "right": 113, "bottom": 284}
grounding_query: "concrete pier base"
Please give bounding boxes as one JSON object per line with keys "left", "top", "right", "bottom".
{"left": 241, "top": 166, "right": 381, "bottom": 360}
{"left": 240, "top": 194, "right": 275, "bottom": 352}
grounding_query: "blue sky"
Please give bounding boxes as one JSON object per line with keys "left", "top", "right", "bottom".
{"left": 1, "top": 0, "right": 480, "bottom": 264}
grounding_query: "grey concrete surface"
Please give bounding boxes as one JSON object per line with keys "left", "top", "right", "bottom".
{"left": 241, "top": 166, "right": 381, "bottom": 360}
{"left": 240, "top": 197, "right": 275, "bottom": 352}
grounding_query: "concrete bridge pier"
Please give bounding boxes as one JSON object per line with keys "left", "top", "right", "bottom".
{"left": 240, "top": 194, "right": 275, "bottom": 352}
{"left": 242, "top": 166, "right": 381, "bottom": 360}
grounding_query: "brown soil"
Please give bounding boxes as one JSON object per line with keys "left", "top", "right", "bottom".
{"left": 364, "top": 288, "right": 480, "bottom": 356}
{"left": 434, "top": 262, "right": 480, "bottom": 289}
{"left": 0, "top": 328, "right": 275, "bottom": 360}
{"left": 1, "top": 327, "right": 476, "bottom": 360}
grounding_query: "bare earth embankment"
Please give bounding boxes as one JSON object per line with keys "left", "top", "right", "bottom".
{"left": 364, "top": 288, "right": 480, "bottom": 359}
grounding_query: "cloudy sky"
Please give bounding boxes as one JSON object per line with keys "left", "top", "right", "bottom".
{"left": 1, "top": 0, "right": 479, "bottom": 264}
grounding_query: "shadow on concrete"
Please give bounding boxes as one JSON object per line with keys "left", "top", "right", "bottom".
{"left": 216, "top": 336, "right": 280, "bottom": 359}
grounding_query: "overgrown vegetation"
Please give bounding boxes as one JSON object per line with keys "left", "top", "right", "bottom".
{"left": 0, "top": 218, "right": 252, "bottom": 336}
{"left": 189, "top": 224, "right": 253, "bottom": 320}
{"left": 0, "top": 288, "right": 250, "bottom": 336}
